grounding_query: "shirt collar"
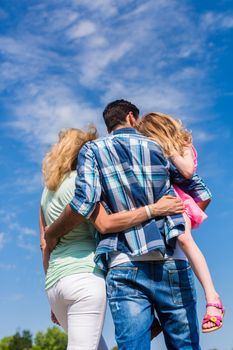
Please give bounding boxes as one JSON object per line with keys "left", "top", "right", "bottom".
{"left": 112, "top": 127, "right": 138, "bottom": 135}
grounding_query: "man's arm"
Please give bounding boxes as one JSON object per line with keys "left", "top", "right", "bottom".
{"left": 69, "top": 143, "right": 102, "bottom": 217}
{"left": 91, "top": 195, "right": 184, "bottom": 234}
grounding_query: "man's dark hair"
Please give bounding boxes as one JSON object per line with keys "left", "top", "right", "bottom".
{"left": 103, "top": 99, "right": 140, "bottom": 133}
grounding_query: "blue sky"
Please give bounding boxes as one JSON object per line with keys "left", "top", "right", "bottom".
{"left": 0, "top": 0, "right": 232, "bottom": 349}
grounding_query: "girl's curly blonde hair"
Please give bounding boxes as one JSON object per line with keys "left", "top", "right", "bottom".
{"left": 137, "top": 112, "right": 192, "bottom": 157}
{"left": 42, "top": 127, "right": 97, "bottom": 191}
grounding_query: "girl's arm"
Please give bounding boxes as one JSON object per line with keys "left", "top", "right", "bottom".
{"left": 91, "top": 195, "right": 184, "bottom": 234}
{"left": 197, "top": 199, "right": 211, "bottom": 211}
{"left": 39, "top": 207, "right": 50, "bottom": 273}
{"left": 170, "top": 147, "right": 195, "bottom": 179}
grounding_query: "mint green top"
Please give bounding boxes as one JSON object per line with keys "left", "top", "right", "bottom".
{"left": 41, "top": 171, "right": 102, "bottom": 290}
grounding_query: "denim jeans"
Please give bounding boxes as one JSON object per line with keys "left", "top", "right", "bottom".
{"left": 106, "top": 260, "right": 201, "bottom": 350}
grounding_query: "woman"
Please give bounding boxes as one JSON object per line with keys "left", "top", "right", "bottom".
{"left": 40, "top": 127, "right": 184, "bottom": 350}
{"left": 40, "top": 127, "right": 109, "bottom": 350}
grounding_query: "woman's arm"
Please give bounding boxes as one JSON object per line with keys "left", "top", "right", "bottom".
{"left": 39, "top": 207, "right": 50, "bottom": 273}
{"left": 170, "top": 147, "right": 195, "bottom": 179}
{"left": 91, "top": 195, "right": 184, "bottom": 234}
{"left": 44, "top": 204, "right": 85, "bottom": 251}
{"left": 39, "top": 208, "right": 61, "bottom": 325}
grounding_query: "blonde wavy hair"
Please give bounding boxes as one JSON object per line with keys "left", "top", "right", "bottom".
{"left": 138, "top": 112, "right": 192, "bottom": 157}
{"left": 42, "top": 127, "right": 97, "bottom": 191}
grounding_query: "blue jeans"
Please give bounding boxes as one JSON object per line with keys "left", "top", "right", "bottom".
{"left": 106, "top": 260, "right": 201, "bottom": 350}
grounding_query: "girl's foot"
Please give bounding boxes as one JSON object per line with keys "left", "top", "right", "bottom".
{"left": 202, "top": 297, "right": 224, "bottom": 333}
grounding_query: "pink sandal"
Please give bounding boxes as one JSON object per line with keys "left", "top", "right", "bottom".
{"left": 202, "top": 302, "right": 225, "bottom": 333}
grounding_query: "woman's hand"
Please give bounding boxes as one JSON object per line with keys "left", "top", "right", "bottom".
{"left": 41, "top": 245, "right": 50, "bottom": 273}
{"left": 51, "top": 310, "right": 60, "bottom": 325}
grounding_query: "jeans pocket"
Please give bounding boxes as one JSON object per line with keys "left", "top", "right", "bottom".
{"left": 168, "top": 265, "right": 196, "bottom": 305}
{"left": 106, "top": 267, "right": 138, "bottom": 299}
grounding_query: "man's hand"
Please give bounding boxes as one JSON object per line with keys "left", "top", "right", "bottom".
{"left": 149, "top": 195, "right": 184, "bottom": 217}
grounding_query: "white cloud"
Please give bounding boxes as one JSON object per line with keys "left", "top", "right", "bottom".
{"left": 0, "top": 233, "right": 6, "bottom": 249}
{"left": 0, "top": 263, "right": 16, "bottom": 270}
{"left": 67, "top": 20, "right": 96, "bottom": 40}
{"left": 0, "top": 210, "right": 37, "bottom": 252}
{"left": 192, "top": 127, "right": 231, "bottom": 144}
{"left": 193, "top": 130, "right": 217, "bottom": 143}
{"left": 9, "top": 80, "right": 102, "bottom": 147}
{"left": 87, "top": 35, "right": 108, "bottom": 48}
{"left": 17, "top": 237, "right": 36, "bottom": 252}
{"left": 0, "top": 210, "right": 16, "bottom": 225}
{"left": 19, "top": 227, "right": 37, "bottom": 237}
{"left": 201, "top": 12, "right": 233, "bottom": 31}
{"left": 1, "top": 0, "right": 232, "bottom": 154}
{"left": 102, "top": 81, "right": 208, "bottom": 122}
{"left": 14, "top": 173, "right": 43, "bottom": 193}
{"left": 42, "top": 8, "right": 79, "bottom": 32}
{"left": 72, "top": 0, "right": 118, "bottom": 17}
{"left": 78, "top": 41, "right": 133, "bottom": 86}
{"left": 221, "top": 16, "right": 233, "bottom": 29}
{"left": 0, "top": 293, "right": 24, "bottom": 301}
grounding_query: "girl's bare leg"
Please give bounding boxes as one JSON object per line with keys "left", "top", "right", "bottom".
{"left": 178, "top": 214, "right": 222, "bottom": 330}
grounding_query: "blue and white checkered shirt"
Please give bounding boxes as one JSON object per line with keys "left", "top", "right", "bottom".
{"left": 70, "top": 128, "right": 211, "bottom": 271}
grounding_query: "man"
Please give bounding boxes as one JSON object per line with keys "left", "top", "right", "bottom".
{"left": 45, "top": 100, "right": 211, "bottom": 349}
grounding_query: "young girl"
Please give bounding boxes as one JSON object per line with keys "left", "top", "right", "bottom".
{"left": 138, "top": 112, "right": 224, "bottom": 333}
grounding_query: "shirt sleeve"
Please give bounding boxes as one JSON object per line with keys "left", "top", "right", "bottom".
{"left": 69, "top": 142, "right": 101, "bottom": 218}
{"left": 170, "top": 164, "right": 212, "bottom": 202}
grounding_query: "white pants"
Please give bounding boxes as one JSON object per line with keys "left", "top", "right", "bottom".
{"left": 47, "top": 273, "right": 108, "bottom": 350}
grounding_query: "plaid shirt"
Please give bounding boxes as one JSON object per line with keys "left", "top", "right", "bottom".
{"left": 70, "top": 128, "right": 211, "bottom": 271}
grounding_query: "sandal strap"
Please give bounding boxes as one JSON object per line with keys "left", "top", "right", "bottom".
{"left": 206, "top": 302, "right": 224, "bottom": 312}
